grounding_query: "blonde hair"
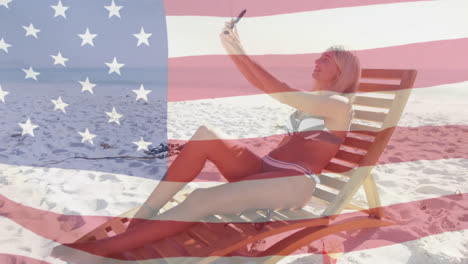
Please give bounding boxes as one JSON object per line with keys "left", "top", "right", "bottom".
{"left": 326, "top": 45, "right": 361, "bottom": 104}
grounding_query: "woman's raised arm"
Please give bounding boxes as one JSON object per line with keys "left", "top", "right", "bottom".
{"left": 219, "top": 21, "right": 350, "bottom": 119}
{"left": 219, "top": 20, "right": 299, "bottom": 103}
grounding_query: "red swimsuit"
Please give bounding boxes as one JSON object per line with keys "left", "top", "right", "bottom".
{"left": 262, "top": 110, "right": 348, "bottom": 176}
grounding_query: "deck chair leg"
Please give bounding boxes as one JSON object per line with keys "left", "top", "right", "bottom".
{"left": 363, "top": 173, "right": 383, "bottom": 219}
{"left": 261, "top": 217, "right": 394, "bottom": 264}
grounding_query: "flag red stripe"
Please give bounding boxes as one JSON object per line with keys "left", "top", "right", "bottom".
{"left": 168, "top": 38, "right": 468, "bottom": 101}
{"left": 167, "top": 125, "right": 468, "bottom": 182}
{"left": 1, "top": 193, "right": 466, "bottom": 259}
{"left": 163, "top": 0, "right": 433, "bottom": 17}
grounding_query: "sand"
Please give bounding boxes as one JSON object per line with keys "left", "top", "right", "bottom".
{"left": 0, "top": 82, "right": 467, "bottom": 263}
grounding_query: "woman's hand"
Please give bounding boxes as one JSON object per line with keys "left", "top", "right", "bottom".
{"left": 220, "top": 19, "right": 246, "bottom": 55}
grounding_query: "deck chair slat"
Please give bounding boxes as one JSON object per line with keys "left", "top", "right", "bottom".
{"left": 201, "top": 222, "right": 273, "bottom": 254}
{"left": 274, "top": 209, "right": 303, "bottom": 220}
{"left": 334, "top": 149, "right": 365, "bottom": 164}
{"left": 268, "top": 211, "right": 295, "bottom": 224}
{"left": 202, "top": 221, "right": 248, "bottom": 241}
{"left": 161, "top": 201, "right": 177, "bottom": 212}
{"left": 170, "top": 231, "right": 209, "bottom": 256}
{"left": 169, "top": 194, "right": 186, "bottom": 204}
{"left": 210, "top": 221, "right": 251, "bottom": 238}
{"left": 324, "top": 161, "right": 355, "bottom": 174}
{"left": 218, "top": 213, "right": 247, "bottom": 223}
{"left": 312, "top": 188, "right": 336, "bottom": 204}
{"left": 150, "top": 238, "right": 189, "bottom": 258}
{"left": 353, "top": 95, "right": 394, "bottom": 109}
{"left": 92, "top": 229, "right": 110, "bottom": 240}
{"left": 240, "top": 209, "right": 268, "bottom": 222}
{"left": 128, "top": 246, "right": 157, "bottom": 260}
{"left": 350, "top": 123, "right": 381, "bottom": 133}
{"left": 186, "top": 224, "right": 222, "bottom": 246}
{"left": 108, "top": 219, "right": 127, "bottom": 234}
{"left": 275, "top": 208, "right": 322, "bottom": 220}
{"left": 345, "top": 202, "right": 367, "bottom": 211}
{"left": 318, "top": 174, "right": 346, "bottom": 190}
{"left": 169, "top": 188, "right": 193, "bottom": 204}
{"left": 321, "top": 169, "right": 353, "bottom": 179}
{"left": 217, "top": 214, "right": 261, "bottom": 235}
{"left": 202, "top": 215, "right": 223, "bottom": 223}
{"left": 342, "top": 137, "right": 374, "bottom": 150}
{"left": 361, "top": 68, "right": 406, "bottom": 79}
{"left": 289, "top": 208, "right": 321, "bottom": 219}
{"left": 358, "top": 82, "right": 401, "bottom": 93}
{"left": 353, "top": 109, "right": 387, "bottom": 123}
{"left": 228, "top": 221, "right": 261, "bottom": 236}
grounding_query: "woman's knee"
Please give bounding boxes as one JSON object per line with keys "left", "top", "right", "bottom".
{"left": 191, "top": 125, "right": 215, "bottom": 141}
{"left": 195, "top": 125, "right": 232, "bottom": 141}
{"left": 200, "top": 125, "right": 217, "bottom": 136}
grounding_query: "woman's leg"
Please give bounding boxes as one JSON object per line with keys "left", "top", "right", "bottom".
{"left": 57, "top": 169, "right": 316, "bottom": 258}
{"left": 131, "top": 125, "right": 264, "bottom": 225}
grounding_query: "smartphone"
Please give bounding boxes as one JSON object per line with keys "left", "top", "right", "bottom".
{"left": 224, "top": 9, "right": 247, "bottom": 34}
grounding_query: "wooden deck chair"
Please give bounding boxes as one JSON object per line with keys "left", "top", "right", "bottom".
{"left": 74, "top": 68, "right": 417, "bottom": 264}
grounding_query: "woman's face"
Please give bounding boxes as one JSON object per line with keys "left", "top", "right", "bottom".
{"left": 312, "top": 51, "right": 341, "bottom": 86}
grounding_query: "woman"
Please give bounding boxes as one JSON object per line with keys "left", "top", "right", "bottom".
{"left": 51, "top": 19, "right": 361, "bottom": 260}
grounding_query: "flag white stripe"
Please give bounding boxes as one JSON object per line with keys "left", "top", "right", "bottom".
{"left": 167, "top": 82, "right": 468, "bottom": 140}
{"left": 166, "top": 0, "right": 468, "bottom": 58}
{"left": 1, "top": 157, "right": 466, "bottom": 217}
{"left": 2, "top": 1, "right": 466, "bottom": 262}
{"left": 1, "top": 214, "right": 467, "bottom": 264}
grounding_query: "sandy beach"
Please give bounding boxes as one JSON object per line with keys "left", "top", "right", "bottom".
{"left": 0, "top": 80, "right": 467, "bottom": 263}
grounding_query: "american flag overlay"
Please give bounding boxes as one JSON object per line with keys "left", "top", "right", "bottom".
{"left": 0, "top": 0, "right": 467, "bottom": 263}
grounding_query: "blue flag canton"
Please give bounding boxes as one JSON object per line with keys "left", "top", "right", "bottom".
{"left": 0, "top": 0, "right": 169, "bottom": 179}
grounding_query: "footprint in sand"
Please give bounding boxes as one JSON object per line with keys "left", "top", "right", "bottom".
{"left": 94, "top": 199, "right": 108, "bottom": 211}
{"left": 415, "top": 185, "right": 450, "bottom": 195}
{"left": 417, "top": 178, "right": 432, "bottom": 185}
{"left": 378, "top": 180, "right": 398, "bottom": 187}
{"left": 69, "top": 143, "right": 83, "bottom": 148}
{"left": 388, "top": 156, "right": 403, "bottom": 163}
{"left": 53, "top": 149, "right": 68, "bottom": 154}
{"left": 129, "top": 162, "right": 143, "bottom": 168}
{"left": 99, "top": 174, "right": 120, "bottom": 182}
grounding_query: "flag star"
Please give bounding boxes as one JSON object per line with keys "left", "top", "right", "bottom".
{"left": 133, "top": 84, "right": 151, "bottom": 102}
{"left": 22, "top": 67, "right": 40, "bottom": 81}
{"left": 78, "top": 28, "right": 97, "bottom": 47}
{"left": 51, "top": 96, "right": 69, "bottom": 113}
{"left": 51, "top": 0, "right": 69, "bottom": 18}
{"left": 0, "top": 38, "right": 12, "bottom": 53}
{"left": 133, "top": 137, "right": 152, "bottom": 151}
{"left": 0, "top": 84, "right": 9, "bottom": 103}
{"left": 51, "top": 52, "right": 69, "bottom": 67}
{"left": 105, "top": 57, "right": 124, "bottom": 75}
{"left": 79, "top": 77, "right": 96, "bottom": 94}
{"left": 22, "top": 23, "right": 40, "bottom": 39}
{"left": 133, "top": 27, "right": 152, "bottom": 47}
{"left": 18, "top": 118, "right": 39, "bottom": 137}
{"left": 104, "top": 0, "right": 123, "bottom": 19}
{"left": 105, "top": 107, "right": 123, "bottom": 125}
{"left": 0, "top": 0, "right": 12, "bottom": 8}
{"left": 78, "top": 128, "right": 96, "bottom": 145}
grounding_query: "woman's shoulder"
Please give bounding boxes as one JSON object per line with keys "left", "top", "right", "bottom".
{"left": 322, "top": 94, "right": 353, "bottom": 129}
